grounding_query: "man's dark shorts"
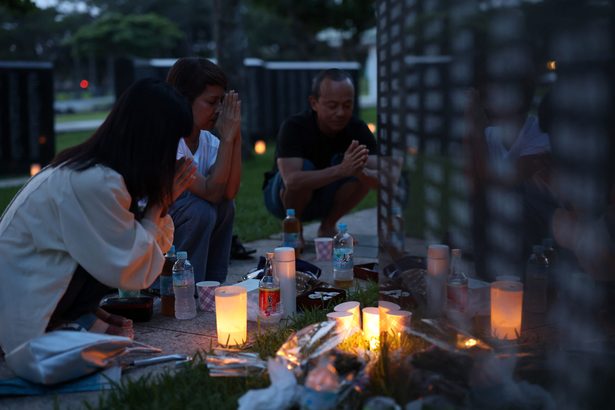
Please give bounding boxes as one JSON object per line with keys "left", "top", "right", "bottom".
{"left": 263, "top": 159, "right": 353, "bottom": 221}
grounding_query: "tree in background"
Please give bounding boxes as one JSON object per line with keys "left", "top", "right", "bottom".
{"left": 244, "top": 0, "right": 375, "bottom": 61}
{"left": 82, "top": 0, "right": 215, "bottom": 56}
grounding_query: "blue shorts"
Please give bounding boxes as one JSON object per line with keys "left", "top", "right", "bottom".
{"left": 263, "top": 159, "right": 353, "bottom": 221}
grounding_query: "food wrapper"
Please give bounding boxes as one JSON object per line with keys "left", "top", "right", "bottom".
{"left": 205, "top": 351, "right": 267, "bottom": 377}
{"left": 275, "top": 321, "right": 349, "bottom": 372}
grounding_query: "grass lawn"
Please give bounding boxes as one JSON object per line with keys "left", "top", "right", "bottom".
{"left": 55, "top": 111, "right": 108, "bottom": 124}
{"left": 0, "top": 134, "right": 376, "bottom": 242}
{"left": 93, "top": 283, "right": 380, "bottom": 410}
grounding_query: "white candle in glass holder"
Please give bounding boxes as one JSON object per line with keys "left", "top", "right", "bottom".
{"left": 386, "top": 310, "right": 412, "bottom": 336}
{"left": 378, "top": 301, "right": 400, "bottom": 331}
{"left": 327, "top": 311, "right": 354, "bottom": 333}
{"left": 334, "top": 301, "right": 361, "bottom": 329}
{"left": 362, "top": 307, "right": 380, "bottom": 347}
{"left": 215, "top": 286, "right": 247, "bottom": 346}
{"left": 490, "top": 280, "right": 523, "bottom": 340}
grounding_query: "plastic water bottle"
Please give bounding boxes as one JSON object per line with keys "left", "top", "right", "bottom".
{"left": 282, "top": 208, "right": 302, "bottom": 257}
{"left": 333, "top": 223, "right": 354, "bottom": 288}
{"left": 446, "top": 249, "right": 468, "bottom": 314}
{"left": 525, "top": 245, "right": 549, "bottom": 313}
{"left": 173, "top": 251, "right": 197, "bottom": 320}
{"left": 160, "top": 245, "right": 176, "bottom": 317}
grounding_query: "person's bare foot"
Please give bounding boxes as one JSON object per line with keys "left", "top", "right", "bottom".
{"left": 94, "top": 308, "right": 134, "bottom": 339}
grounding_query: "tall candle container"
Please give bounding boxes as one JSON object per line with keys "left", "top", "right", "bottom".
{"left": 275, "top": 247, "right": 296, "bottom": 318}
{"left": 426, "top": 244, "right": 449, "bottom": 317}
{"left": 362, "top": 307, "right": 380, "bottom": 348}
{"left": 215, "top": 286, "right": 247, "bottom": 346}
{"left": 490, "top": 280, "right": 523, "bottom": 340}
{"left": 334, "top": 301, "right": 361, "bottom": 329}
{"left": 387, "top": 310, "right": 412, "bottom": 336}
{"left": 378, "top": 301, "right": 400, "bottom": 330}
{"left": 327, "top": 311, "right": 354, "bottom": 334}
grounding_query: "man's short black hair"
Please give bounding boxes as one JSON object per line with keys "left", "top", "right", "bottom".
{"left": 311, "top": 68, "right": 354, "bottom": 98}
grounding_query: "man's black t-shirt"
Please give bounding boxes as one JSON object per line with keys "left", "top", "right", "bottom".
{"left": 264, "top": 109, "right": 377, "bottom": 187}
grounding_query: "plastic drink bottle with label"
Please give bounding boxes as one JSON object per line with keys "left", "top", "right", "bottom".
{"left": 446, "top": 248, "right": 468, "bottom": 314}
{"left": 160, "top": 245, "right": 176, "bottom": 317}
{"left": 259, "top": 252, "right": 281, "bottom": 324}
{"left": 333, "top": 223, "right": 354, "bottom": 288}
{"left": 282, "top": 208, "right": 302, "bottom": 257}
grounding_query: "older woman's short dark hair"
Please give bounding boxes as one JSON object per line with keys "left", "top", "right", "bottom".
{"left": 167, "top": 57, "right": 228, "bottom": 103}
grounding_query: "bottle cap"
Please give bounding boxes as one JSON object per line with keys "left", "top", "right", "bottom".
{"left": 167, "top": 245, "right": 176, "bottom": 257}
{"left": 337, "top": 223, "right": 347, "bottom": 231}
{"left": 266, "top": 252, "right": 274, "bottom": 260}
{"left": 427, "top": 244, "right": 449, "bottom": 259}
{"left": 176, "top": 251, "right": 188, "bottom": 259}
{"left": 274, "top": 247, "right": 295, "bottom": 262}
{"left": 532, "top": 245, "right": 544, "bottom": 254}
{"left": 286, "top": 209, "right": 295, "bottom": 217}
{"left": 451, "top": 248, "right": 462, "bottom": 257}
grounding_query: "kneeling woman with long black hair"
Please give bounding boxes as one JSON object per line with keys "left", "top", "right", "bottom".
{"left": 0, "top": 78, "right": 196, "bottom": 354}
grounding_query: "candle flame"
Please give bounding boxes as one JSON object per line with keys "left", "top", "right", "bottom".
{"left": 30, "top": 163, "right": 41, "bottom": 176}
{"left": 464, "top": 338, "right": 477, "bottom": 348}
{"left": 254, "top": 140, "right": 266, "bottom": 155}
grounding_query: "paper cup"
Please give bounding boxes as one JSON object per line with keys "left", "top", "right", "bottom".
{"left": 196, "top": 281, "right": 220, "bottom": 312}
{"left": 314, "top": 237, "right": 333, "bottom": 261}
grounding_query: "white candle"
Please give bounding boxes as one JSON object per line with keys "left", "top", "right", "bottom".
{"left": 334, "top": 301, "right": 361, "bottom": 329}
{"left": 386, "top": 310, "right": 412, "bottom": 336}
{"left": 362, "top": 307, "right": 380, "bottom": 348}
{"left": 275, "top": 247, "right": 295, "bottom": 318}
{"left": 215, "top": 286, "right": 247, "bottom": 347}
{"left": 327, "top": 311, "right": 354, "bottom": 334}
{"left": 378, "top": 301, "right": 400, "bottom": 330}
{"left": 490, "top": 280, "right": 523, "bottom": 340}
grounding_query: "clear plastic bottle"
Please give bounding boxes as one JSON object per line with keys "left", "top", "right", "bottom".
{"left": 333, "top": 223, "right": 354, "bottom": 288}
{"left": 446, "top": 249, "right": 468, "bottom": 313}
{"left": 282, "top": 208, "right": 302, "bottom": 257}
{"left": 172, "top": 251, "right": 197, "bottom": 320}
{"left": 542, "top": 238, "right": 558, "bottom": 305}
{"left": 259, "top": 252, "right": 281, "bottom": 323}
{"left": 160, "top": 245, "right": 176, "bottom": 317}
{"left": 525, "top": 245, "right": 549, "bottom": 313}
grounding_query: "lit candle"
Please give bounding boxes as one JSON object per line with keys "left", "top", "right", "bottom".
{"left": 254, "top": 140, "right": 266, "bottom": 155}
{"left": 215, "top": 286, "right": 247, "bottom": 347}
{"left": 378, "top": 301, "right": 400, "bottom": 330}
{"left": 326, "top": 311, "right": 354, "bottom": 334}
{"left": 490, "top": 280, "right": 523, "bottom": 340}
{"left": 30, "top": 163, "right": 41, "bottom": 176}
{"left": 386, "top": 310, "right": 412, "bottom": 336}
{"left": 334, "top": 301, "right": 361, "bottom": 329}
{"left": 362, "top": 307, "right": 380, "bottom": 348}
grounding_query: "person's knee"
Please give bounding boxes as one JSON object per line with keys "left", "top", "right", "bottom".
{"left": 185, "top": 198, "right": 217, "bottom": 232}
{"left": 217, "top": 199, "right": 235, "bottom": 223}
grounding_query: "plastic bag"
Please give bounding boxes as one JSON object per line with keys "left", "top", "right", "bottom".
{"left": 5, "top": 331, "right": 133, "bottom": 385}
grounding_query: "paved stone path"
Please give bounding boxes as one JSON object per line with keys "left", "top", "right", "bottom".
{"left": 0, "top": 208, "right": 380, "bottom": 409}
